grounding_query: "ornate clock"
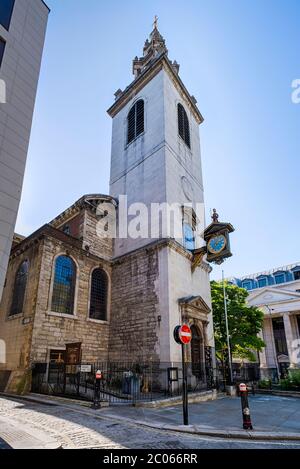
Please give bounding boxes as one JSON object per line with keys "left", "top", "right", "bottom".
{"left": 204, "top": 209, "right": 234, "bottom": 264}
{"left": 207, "top": 234, "right": 227, "bottom": 255}
{"left": 191, "top": 209, "right": 234, "bottom": 270}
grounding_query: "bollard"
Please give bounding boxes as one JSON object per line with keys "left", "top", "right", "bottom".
{"left": 92, "top": 369, "right": 102, "bottom": 409}
{"left": 239, "top": 383, "right": 253, "bottom": 430}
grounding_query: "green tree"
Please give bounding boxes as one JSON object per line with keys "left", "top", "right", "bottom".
{"left": 211, "top": 281, "right": 265, "bottom": 363}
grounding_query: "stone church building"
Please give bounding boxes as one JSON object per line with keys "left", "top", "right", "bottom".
{"left": 0, "top": 24, "right": 215, "bottom": 394}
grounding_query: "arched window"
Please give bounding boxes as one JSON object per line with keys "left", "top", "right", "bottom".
{"left": 89, "top": 268, "right": 108, "bottom": 321}
{"left": 178, "top": 103, "right": 190, "bottom": 148}
{"left": 127, "top": 99, "right": 144, "bottom": 144}
{"left": 51, "top": 256, "right": 76, "bottom": 315}
{"left": 10, "top": 260, "right": 29, "bottom": 316}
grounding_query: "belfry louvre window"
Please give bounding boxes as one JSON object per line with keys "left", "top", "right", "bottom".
{"left": 89, "top": 268, "right": 108, "bottom": 321}
{"left": 10, "top": 260, "right": 29, "bottom": 316}
{"left": 127, "top": 99, "right": 144, "bottom": 144}
{"left": 178, "top": 103, "right": 190, "bottom": 148}
{"left": 51, "top": 256, "right": 76, "bottom": 315}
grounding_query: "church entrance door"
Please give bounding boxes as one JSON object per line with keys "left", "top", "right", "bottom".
{"left": 191, "top": 325, "right": 204, "bottom": 380}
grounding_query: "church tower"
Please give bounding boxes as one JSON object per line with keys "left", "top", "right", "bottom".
{"left": 108, "top": 21, "right": 214, "bottom": 373}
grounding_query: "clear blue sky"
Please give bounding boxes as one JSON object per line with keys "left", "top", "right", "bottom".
{"left": 15, "top": 0, "right": 300, "bottom": 280}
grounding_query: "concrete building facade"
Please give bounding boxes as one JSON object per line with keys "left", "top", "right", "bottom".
{"left": 229, "top": 263, "right": 300, "bottom": 379}
{"left": 0, "top": 0, "right": 49, "bottom": 301}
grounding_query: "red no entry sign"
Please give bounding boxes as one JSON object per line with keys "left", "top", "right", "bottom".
{"left": 174, "top": 324, "right": 192, "bottom": 345}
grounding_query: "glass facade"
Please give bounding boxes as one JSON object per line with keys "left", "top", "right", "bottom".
{"left": 0, "top": 37, "right": 5, "bottom": 68}
{"left": 0, "top": 0, "right": 15, "bottom": 31}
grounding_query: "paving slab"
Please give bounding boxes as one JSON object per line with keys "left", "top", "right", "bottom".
{"left": 0, "top": 416, "right": 61, "bottom": 449}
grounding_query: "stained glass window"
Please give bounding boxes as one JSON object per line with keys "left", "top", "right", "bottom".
{"left": 51, "top": 256, "right": 76, "bottom": 315}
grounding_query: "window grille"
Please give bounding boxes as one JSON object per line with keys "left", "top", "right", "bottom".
{"left": 178, "top": 103, "right": 190, "bottom": 148}
{"left": 10, "top": 260, "right": 29, "bottom": 316}
{"left": 89, "top": 268, "right": 108, "bottom": 321}
{"left": 127, "top": 99, "right": 144, "bottom": 144}
{"left": 51, "top": 256, "right": 76, "bottom": 315}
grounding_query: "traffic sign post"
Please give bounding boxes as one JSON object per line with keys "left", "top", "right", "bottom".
{"left": 173, "top": 324, "right": 192, "bottom": 426}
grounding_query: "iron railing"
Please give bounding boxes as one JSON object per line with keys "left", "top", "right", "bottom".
{"left": 31, "top": 360, "right": 216, "bottom": 405}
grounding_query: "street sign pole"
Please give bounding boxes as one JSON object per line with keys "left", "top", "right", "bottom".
{"left": 174, "top": 324, "right": 191, "bottom": 426}
{"left": 181, "top": 343, "right": 189, "bottom": 425}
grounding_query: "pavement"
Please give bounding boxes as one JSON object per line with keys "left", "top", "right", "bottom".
{"left": 0, "top": 393, "right": 299, "bottom": 449}
{"left": 99, "top": 394, "right": 300, "bottom": 438}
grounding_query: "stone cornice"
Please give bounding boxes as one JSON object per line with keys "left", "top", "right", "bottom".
{"left": 112, "top": 238, "right": 210, "bottom": 273}
{"left": 50, "top": 194, "right": 117, "bottom": 229}
{"left": 10, "top": 224, "right": 111, "bottom": 266}
{"left": 107, "top": 54, "right": 204, "bottom": 124}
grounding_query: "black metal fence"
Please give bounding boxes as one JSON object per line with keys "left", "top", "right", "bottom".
{"left": 31, "top": 360, "right": 216, "bottom": 405}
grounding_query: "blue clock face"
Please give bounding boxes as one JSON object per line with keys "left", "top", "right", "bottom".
{"left": 207, "top": 235, "right": 226, "bottom": 254}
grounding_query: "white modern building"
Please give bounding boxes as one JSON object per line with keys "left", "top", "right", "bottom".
{"left": 0, "top": 0, "right": 49, "bottom": 300}
{"left": 229, "top": 263, "right": 300, "bottom": 379}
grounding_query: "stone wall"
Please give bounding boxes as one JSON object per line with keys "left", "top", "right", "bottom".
{"left": 83, "top": 208, "right": 113, "bottom": 260}
{"left": 109, "top": 244, "right": 161, "bottom": 362}
{"left": 31, "top": 235, "right": 111, "bottom": 364}
{"left": 0, "top": 241, "right": 43, "bottom": 392}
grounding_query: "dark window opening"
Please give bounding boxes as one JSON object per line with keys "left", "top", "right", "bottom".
{"left": 272, "top": 317, "right": 288, "bottom": 356}
{"left": 89, "top": 268, "right": 108, "bottom": 321}
{"left": 293, "top": 270, "right": 300, "bottom": 280}
{"left": 274, "top": 273, "right": 285, "bottom": 284}
{"left": 10, "top": 260, "right": 29, "bottom": 316}
{"left": 62, "top": 224, "right": 70, "bottom": 235}
{"left": 127, "top": 99, "right": 144, "bottom": 144}
{"left": 258, "top": 277, "right": 268, "bottom": 288}
{"left": 178, "top": 103, "right": 190, "bottom": 148}
{"left": 0, "top": 0, "right": 15, "bottom": 31}
{"left": 51, "top": 256, "right": 76, "bottom": 315}
{"left": 0, "top": 37, "right": 5, "bottom": 68}
{"left": 297, "top": 315, "right": 300, "bottom": 336}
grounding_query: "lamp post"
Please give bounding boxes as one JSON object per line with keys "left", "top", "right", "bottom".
{"left": 222, "top": 270, "right": 233, "bottom": 385}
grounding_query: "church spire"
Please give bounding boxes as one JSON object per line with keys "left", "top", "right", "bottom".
{"left": 132, "top": 17, "right": 180, "bottom": 77}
